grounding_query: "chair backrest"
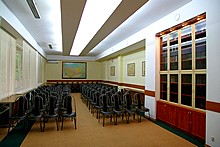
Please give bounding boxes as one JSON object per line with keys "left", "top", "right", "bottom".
{"left": 93, "top": 91, "right": 100, "bottom": 105}
{"left": 112, "top": 94, "right": 120, "bottom": 111}
{"left": 33, "top": 95, "right": 43, "bottom": 116}
{"left": 63, "top": 95, "right": 72, "bottom": 114}
{"left": 134, "top": 93, "right": 142, "bottom": 109}
{"left": 16, "top": 96, "right": 26, "bottom": 116}
{"left": 124, "top": 93, "right": 132, "bottom": 110}
{"left": 105, "top": 91, "right": 113, "bottom": 106}
{"left": 100, "top": 94, "right": 108, "bottom": 112}
{"left": 48, "top": 96, "right": 57, "bottom": 115}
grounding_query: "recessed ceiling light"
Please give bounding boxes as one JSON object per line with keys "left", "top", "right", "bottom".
{"left": 70, "top": 0, "right": 122, "bottom": 56}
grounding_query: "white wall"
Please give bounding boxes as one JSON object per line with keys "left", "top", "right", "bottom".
{"left": 0, "top": 0, "right": 46, "bottom": 58}
{"left": 139, "top": 0, "right": 220, "bottom": 146}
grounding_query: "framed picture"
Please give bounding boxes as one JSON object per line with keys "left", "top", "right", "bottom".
{"left": 110, "top": 66, "right": 115, "bottom": 76}
{"left": 127, "top": 63, "right": 135, "bottom": 76}
{"left": 142, "top": 61, "right": 145, "bottom": 76}
{"left": 62, "top": 62, "right": 87, "bottom": 79}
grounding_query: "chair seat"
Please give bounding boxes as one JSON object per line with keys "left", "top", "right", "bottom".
{"left": 113, "top": 109, "right": 126, "bottom": 114}
{"left": 10, "top": 115, "right": 26, "bottom": 120}
{"left": 101, "top": 110, "right": 113, "bottom": 115}
{"left": 44, "top": 114, "right": 59, "bottom": 118}
{"left": 62, "top": 112, "right": 76, "bottom": 117}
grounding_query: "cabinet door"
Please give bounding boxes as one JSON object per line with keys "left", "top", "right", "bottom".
{"left": 176, "top": 107, "right": 190, "bottom": 133}
{"left": 156, "top": 101, "right": 166, "bottom": 121}
{"left": 166, "top": 104, "right": 177, "bottom": 126}
{"left": 191, "top": 111, "right": 206, "bottom": 139}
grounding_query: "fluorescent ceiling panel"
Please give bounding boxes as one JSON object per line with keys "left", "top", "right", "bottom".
{"left": 70, "top": 0, "right": 122, "bottom": 55}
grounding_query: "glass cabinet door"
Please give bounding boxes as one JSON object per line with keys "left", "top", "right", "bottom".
{"left": 195, "top": 21, "right": 206, "bottom": 69}
{"left": 160, "top": 36, "right": 167, "bottom": 71}
{"left": 170, "top": 74, "right": 178, "bottom": 103}
{"left": 160, "top": 75, "right": 167, "bottom": 100}
{"left": 169, "top": 32, "right": 178, "bottom": 70}
{"left": 181, "top": 74, "right": 192, "bottom": 106}
{"left": 195, "top": 74, "right": 206, "bottom": 109}
{"left": 181, "top": 26, "right": 192, "bottom": 70}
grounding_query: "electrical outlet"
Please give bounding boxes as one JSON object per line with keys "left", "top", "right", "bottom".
{"left": 211, "top": 136, "right": 215, "bottom": 142}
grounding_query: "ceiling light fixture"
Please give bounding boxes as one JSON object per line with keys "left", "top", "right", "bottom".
{"left": 26, "top": 0, "right": 40, "bottom": 19}
{"left": 70, "top": 0, "right": 122, "bottom": 56}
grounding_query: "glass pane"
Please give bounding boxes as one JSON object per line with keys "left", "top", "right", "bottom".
{"left": 160, "top": 75, "right": 167, "bottom": 100}
{"left": 181, "top": 26, "right": 192, "bottom": 70}
{"left": 195, "top": 74, "right": 206, "bottom": 109}
{"left": 160, "top": 36, "right": 167, "bottom": 71}
{"left": 181, "top": 74, "right": 192, "bottom": 106}
{"left": 170, "top": 74, "right": 178, "bottom": 103}
{"left": 170, "top": 32, "right": 178, "bottom": 70}
{"left": 195, "top": 21, "right": 206, "bottom": 69}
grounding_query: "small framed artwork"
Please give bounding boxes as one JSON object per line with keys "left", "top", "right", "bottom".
{"left": 142, "top": 61, "right": 145, "bottom": 76}
{"left": 110, "top": 66, "right": 115, "bottom": 76}
{"left": 127, "top": 63, "right": 135, "bottom": 76}
{"left": 62, "top": 62, "right": 87, "bottom": 79}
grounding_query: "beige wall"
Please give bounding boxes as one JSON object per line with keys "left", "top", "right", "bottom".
{"left": 100, "top": 48, "right": 145, "bottom": 87}
{"left": 46, "top": 61, "right": 101, "bottom": 80}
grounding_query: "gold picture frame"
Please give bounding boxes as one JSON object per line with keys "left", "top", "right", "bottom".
{"left": 142, "top": 61, "right": 145, "bottom": 76}
{"left": 127, "top": 63, "right": 135, "bottom": 76}
{"left": 110, "top": 66, "right": 115, "bottom": 76}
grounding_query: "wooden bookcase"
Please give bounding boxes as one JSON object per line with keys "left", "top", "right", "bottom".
{"left": 157, "top": 13, "right": 206, "bottom": 140}
{"left": 158, "top": 14, "right": 206, "bottom": 109}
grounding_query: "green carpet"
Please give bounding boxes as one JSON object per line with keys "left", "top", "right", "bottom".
{"left": 0, "top": 120, "right": 35, "bottom": 147}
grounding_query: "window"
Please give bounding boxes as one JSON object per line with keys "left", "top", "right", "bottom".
{"left": 15, "top": 45, "right": 23, "bottom": 92}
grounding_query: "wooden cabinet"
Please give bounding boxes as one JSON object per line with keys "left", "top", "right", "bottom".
{"left": 191, "top": 111, "right": 206, "bottom": 139}
{"left": 157, "top": 101, "right": 176, "bottom": 126}
{"left": 157, "top": 101, "right": 206, "bottom": 140}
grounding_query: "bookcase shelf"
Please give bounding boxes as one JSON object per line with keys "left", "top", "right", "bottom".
{"left": 158, "top": 14, "right": 206, "bottom": 110}
{"left": 157, "top": 13, "right": 206, "bottom": 141}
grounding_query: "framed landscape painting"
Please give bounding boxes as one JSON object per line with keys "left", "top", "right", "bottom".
{"left": 127, "top": 63, "right": 135, "bottom": 76}
{"left": 110, "top": 66, "right": 115, "bottom": 76}
{"left": 62, "top": 62, "right": 87, "bottom": 79}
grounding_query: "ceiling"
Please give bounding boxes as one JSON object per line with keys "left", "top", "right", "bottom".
{"left": 2, "top": 0, "right": 191, "bottom": 60}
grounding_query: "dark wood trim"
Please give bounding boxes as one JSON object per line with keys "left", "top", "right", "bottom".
{"left": 47, "top": 80, "right": 100, "bottom": 83}
{"left": 122, "top": 82, "right": 145, "bottom": 90}
{"left": 205, "top": 144, "right": 211, "bottom": 147}
{"left": 100, "top": 80, "right": 119, "bottom": 85}
{"left": 144, "top": 89, "right": 155, "bottom": 97}
{"left": 206, "top": 101, "right": 220, "bottom": 113}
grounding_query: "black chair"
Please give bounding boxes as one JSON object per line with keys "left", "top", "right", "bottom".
{"left": 27, "top": 95, "right": 44, "bottom": 132}
{"left": 112, "top": 93, "right": 126, "bottom": 125}
{"left": 99, "top": 94, "right": 114, "bottom": 127}
{"left": 90, "top": 91, "right": 100, "bottom": 116}
{"left": 8, "top": 96, "right": 28, "bottom": 133}
{"left": 43, "top": 96, "right": 59, "bottom": 131}
{"left": 134, "top": 93, "right": 150, "bottom": 122}
{"left": 124, "top": 93, "right": 136, "bottom": 124}
{"left": 60, "top": 95, "right": 77, "bottom": 130}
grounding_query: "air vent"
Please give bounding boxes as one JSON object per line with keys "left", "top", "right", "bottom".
{"left": 48, "top": 43, "right": 53, "bottom": 49}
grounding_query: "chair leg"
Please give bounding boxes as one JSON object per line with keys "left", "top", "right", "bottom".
{"left": 74, "top": 117, "right": 76, "bottom": 129}
{"left": 103, "top": 115, "right": 105, "bottom": 127}
{"left": 61, "top": 117, "right": 64, "bottom": 130}
{"left": 115, "top": 114, "right": 118, "bottom": 125}
{"left": 8, "top": 120, "right": 11, "bottom": 133}
{"left": 40, "top": 119, "right": 43, "bottom": 132}
{"left": 55, "top": 118, "right": 59, "bottom": 131}
{"left": 127, "top": 113, "right": 129, "bottom": 124}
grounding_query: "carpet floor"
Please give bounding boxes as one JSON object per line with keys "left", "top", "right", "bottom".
{"left": 1, "top": 93, "right": 204, "bottom": 147}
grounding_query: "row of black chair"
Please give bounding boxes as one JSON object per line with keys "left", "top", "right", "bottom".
{"left": 80, "top": 83, "right": 150, "bottom": 127}
{"left": 8, "top": 84, "right": 76, "bottom": 132}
